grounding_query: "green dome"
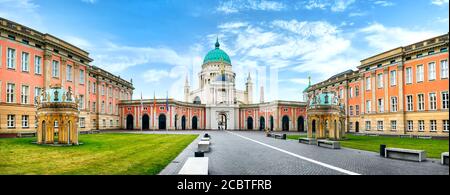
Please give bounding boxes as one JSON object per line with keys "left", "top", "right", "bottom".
{"left": 203, "top": 38, "right": 231, "bottom": 65}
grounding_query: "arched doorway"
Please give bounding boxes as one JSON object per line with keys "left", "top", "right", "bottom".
{"left": 142, "top": 114, "right": 150, "bottom": 130}
{"left": 270, "top": 116, "right": 274, "bottom": 131}
{"left": 355, "top": 121, "right": 359, "bottom": 133}
{"left": 181, "top": 116, "right": 186, "bottom": 130}
{"left": 192, "top": 116, "right": 198, "bottom": 130}
{"left": 312, "top": 119, "right": 316, "bottom": 133}
{"left": 174, "top": 115, "right": 178, "bottom": 129}
{"left": 297, "top": 116, "right": 304, "bottom": 132}
{"left": 41, "top": 121, "right": 46, "bottom": 143}
{"left": 159, "top": 114, "right": 166, "bottom": 130}
{"left": 218, "top": 113, "right": 227, "bottom": 130}
{"left": 259, "top": 116, "right": 265, "bottom": 131}
{"left": 282, "top": 116, "right": 289, "bottom": 131}
{"left": 247, "top": 117, "right": 253, "bottom": 130}
{"left": 126, "top": 115, "right": 133, "bottom": 130}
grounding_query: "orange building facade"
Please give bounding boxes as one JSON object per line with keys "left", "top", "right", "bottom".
{"left": 307, "top": 33, "right": 449, "bottom": 137}
{"left": 0, "top": 17, "right": 133, "bottom": 136}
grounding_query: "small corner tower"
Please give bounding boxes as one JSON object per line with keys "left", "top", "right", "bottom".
{"left": 246, "top": 72, "right": 253, "bottom": 104}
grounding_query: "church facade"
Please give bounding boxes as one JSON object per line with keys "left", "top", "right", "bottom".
{"left": 119, "top": 39, "right": 308, "bottom": 131}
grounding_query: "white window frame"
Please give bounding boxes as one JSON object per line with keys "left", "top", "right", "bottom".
{"left": 377, "top": 73, "right": 383, "bottom": 88}
{"left": 7, "top": 115, "right": 15, "bottom": 128}
{"left": 444, "top": 120, "right": 449, "bottom": 132}
{"left": 428, "top": 62, "right": 436, "bottom": 81}
{"left": 21, "top": 85, "right": 29, "bottom": 104}
{"left": 80, "top": 69, "right": 85, "bottom": 84}
{"left": 80, "top": 117, "right": 85, "bottom": 128}
{"left": 52, "top": 60, "right": 60, "bottom": 78}
{"left": 377, "top": 98, "right": 384, "bottom": 113}
{"left": 34, "top": 55, "right": 42, "bottom": 74}
{"left": 407, "top": 120, "right": 413, "bottom": 132}
{"left": 429, "top": 93, "right": 437, "bottom": 110}
{"left": 416, "top": 65, "right": 424, "bottom": 82}
{"left": 365, "top": 121, "right": 371, "bottom": 131}
{"left": 22, "top": 115, "right": 29, "bottom": 128}
{"left": 7, "top": 83, "right": 15, "bottom": 103}
{"left": 442, "top": 91, "right": 449, "bottom": 109}
{"left": 418, "top": 120, "right": 425, "bottom": 132}
{"left": 441, "top": 59, "right": 448, "bottom": 79}
{"left": 21, "top": 52, "right": 29, "bottom": 72}
{"left": 390, "top": 120, "right": 397, "bottom": 131}
{"left": 377, "top": 121, "right": 384, "bottom": 131}
{"left": 430, "top": 120, "right": 437, "bottom": 132}
{"left": 366, "top": 100, "right": 371, "bottom": 113}
{"left": 66, "top": 64, "right": 72, "bottom": 81}
{"left": 406, "top": 95, "right": 414, "bottom": 111}
{"left": 405, "top": 67, "right": 412, "bottom": 84}
{"left": 366, "top": 77, "right": 371, "bottom": 90}
{"left": 34, "top": 87, "right": 42, "bottom": 105}
{"left": 7, "top": 48, "right": 16, "bottom": 69}
{"left": 391, "top": 96, "right": 398, "bottom": 112}
{"left": 79, "top": 95, "right": 84, "bottom": 109}
{"left": 417, "top": 94, "right": 425, "bottom": 111}
{"left": 390, "top": 70, "right": 397, "bottom": 86}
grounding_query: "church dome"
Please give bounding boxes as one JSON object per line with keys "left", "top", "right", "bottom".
{"left": 203, "top": 38, "right": 231, "bottom": 65}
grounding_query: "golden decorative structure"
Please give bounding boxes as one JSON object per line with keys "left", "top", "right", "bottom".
{"left": 36, "top": 86, "right": 80, "bottom": 145}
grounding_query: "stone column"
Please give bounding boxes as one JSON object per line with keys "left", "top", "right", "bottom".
{"left": 371, "top": 71, "right": 376, "bottom": 114}
{"left": 61, "top": 57, "right": 67, "bottom": 88}
{"left": 43, "top": 51, "right": 52, "bottom": 88}
{"left": 384, "top": 67, "right": 389, "bottom": 113}
{"left": 397, "top": 62, "right": 406, "bottom": 134}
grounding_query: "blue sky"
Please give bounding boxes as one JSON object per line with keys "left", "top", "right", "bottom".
{"left": 1, "top": 0, "right": 448, "bottom": 101}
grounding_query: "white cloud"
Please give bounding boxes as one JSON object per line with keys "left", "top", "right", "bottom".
{"left": 348, "top": 11, "right": 367, "bottom": 17}
{"left": 359, "top": 23, "right": 440, "bottom": 52}
{"left": 373, "top": 1, "right": 395, "bottom": 7}
{"left": 0, "top": 0, "right": 44, "bottom": 30}
{"left": 216, "top": 0, "right": 285, "bottom": 14}
{"left": 302, "top": 0, "right": 356, "bottom": 12}
{"left": 431, "top": 0, "right": 449, "bottom": 6}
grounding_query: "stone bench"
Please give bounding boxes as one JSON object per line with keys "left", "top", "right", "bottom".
{"left": 317, "top": 140, "right": 341, "bottom": 149}
{"left": 201, "top": 137, "right": 210, "bottom": 141}
{"left": 418, "top": 136, "right": 432, "bottom": 139}
{"left": 299, "top": 138, "right": 316, "bottom": 145}
{"left": 92, "top": 130, "right": 101, "bottom": 134}
{"left": 400, "top": 135, "right": 413, "bottom": 138}
{"left": 385, "top": 148, "right": 426, "bottom": 162}
{"left": 17, "top": 132, "right": 36, "bottom": 138}
{"left": 198, "top": 141, "right": 210, "bottom": 152}
{"left": 267, "top": 133, "right": 286, "bottom": 140}
{"left": 442, "top": 152, "right": 449, "bottom": 165}
{"left": 178, "top": 157, "right": 209, "bottom": 175}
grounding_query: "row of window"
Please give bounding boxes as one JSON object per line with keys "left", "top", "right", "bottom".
{"left": 88, "top": 81, "right": 130, "bottom": 100}
{"left": 6, "top": 115, "right": 88, "bottom": 128}
{"left": 3, "top": 48, "right": 86, "bottom": 84}
{"left": 365, "top": 60, "right": 448, "bottom": 91}
{"left": 349, "top": 91, "right": 448, "bottom": 115}
{"left": 358, "top": 120, "right": 450, "bottom": 132}
{"left": 88, "top": 101, "right": 119, "bottom": 115}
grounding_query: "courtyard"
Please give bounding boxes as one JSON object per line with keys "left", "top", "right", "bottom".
{"left": 0, "top": 133, "right": 197, "bottom": 175}
{"left": 0, "top": 130, "right": 448, "bottom": 175}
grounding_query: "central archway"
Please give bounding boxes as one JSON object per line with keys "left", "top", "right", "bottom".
{"left": 259, "top": 116, "right": 265, "bottom": 131}
{"left": 142, "top": 114, "right": 150, "bottom": 130}
{"left": 126, "top": 115, "right": 134, "bottom": 130}
{"left": 282, "top": 116, "right": 289, "bottom": 131}
{"left": 297, "top": 116, "right": 304, "bottom": 132}
{"left": 159, "top": 114, "right": 166, "bottom": 130}
{"left": 181, "top": 116, "right": 186, "bottom": 130}
{"left": 270, "top": 116, "right": 274, "bottom": 131}
{"left": 355, "top": 121, "right": 360, "bottom": 133}
{"left": 247, "top": 117, "right": 253, "bottom": 130}
{"left": 192, "top": 116, "right": 198, "bottom": 130}
{"left": 218, "top": 113, "right": 227, "bottom": 130}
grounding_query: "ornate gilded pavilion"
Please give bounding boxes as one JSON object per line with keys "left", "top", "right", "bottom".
{"left": 307, "top": 92, "right": 346, "bottom": 140}
{"left": 36, "top": 85, "right": 80, "bottom": 145}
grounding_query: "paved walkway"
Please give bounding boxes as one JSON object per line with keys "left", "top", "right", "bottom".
{"left": 107, "top": 130, "right": 449, "bottom": 175}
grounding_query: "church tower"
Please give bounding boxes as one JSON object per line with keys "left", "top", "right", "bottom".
{"left": 184, "top": 75, "right": 190, "bottom": 102}
{"left": 246, "top": 73, "right": 253, "bottom": 104}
